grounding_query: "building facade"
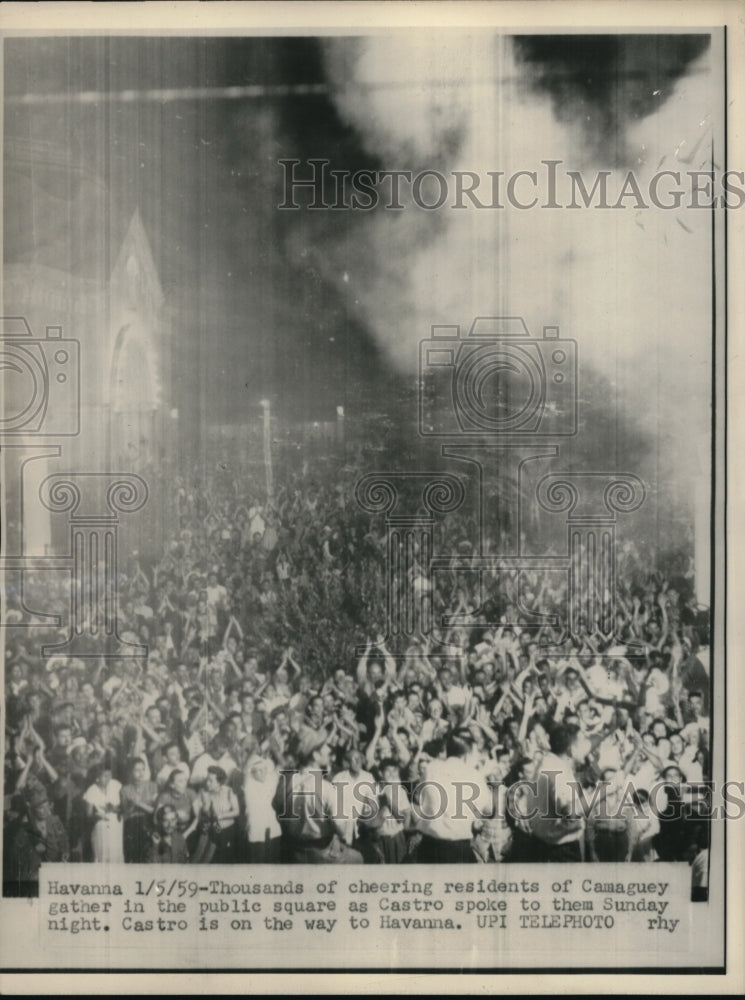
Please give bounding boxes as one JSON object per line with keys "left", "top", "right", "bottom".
{"left": 3, "top": 137, "right": 174, "bottom": 561}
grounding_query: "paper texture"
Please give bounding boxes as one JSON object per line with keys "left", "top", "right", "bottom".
{"left": 1, "top": 2, "right": 742, "bottom": 995}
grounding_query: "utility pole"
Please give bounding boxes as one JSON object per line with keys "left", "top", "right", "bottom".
{"left": 336, "top": 404, "right": 345, "bottom": 454}
{"left": 260, "top": 399, "right": 273, "bottom": 501}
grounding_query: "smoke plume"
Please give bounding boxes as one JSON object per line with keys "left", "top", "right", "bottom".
{"left": 313, "top": 33, "right": 715, "bottom": 493}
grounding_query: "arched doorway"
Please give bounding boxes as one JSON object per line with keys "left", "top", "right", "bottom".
{"left": 109, "top": 322, "right": 160, "bottom": 472}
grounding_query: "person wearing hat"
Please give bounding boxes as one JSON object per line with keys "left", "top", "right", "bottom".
{"left": 3, "top": 785, "right": 69, "bottom": 896}
{"left": 24, "top": 784, "right": 69, "bottom": 862}
{"left": 272, "top": 727, "right": 363, "bottom": 864}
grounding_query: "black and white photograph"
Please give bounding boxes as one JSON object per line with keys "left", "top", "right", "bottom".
{"left": 0, "top": 1, "right": 742, "bottom": 993}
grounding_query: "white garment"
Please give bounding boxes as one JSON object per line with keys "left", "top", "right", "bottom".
{"left": 243, "top": 763, "right": 282, "bottom": 843}
{"left": 185, "top": 730, "right": 206, "bottom": 763}
{"left": 441, "top": 685, "right": 468, "bottom": 711}
{"left": 596, "top": 735, "right": 624, "bottom": 774}
{"left": 586, "top": 663, "right": 612, "bottom": 696}
{"left": 102, "top": 675, "right": 123, "bottom": 699}
{"left": 630, "top": 759, "right": 659, "bottom": 793}
{"left": 332, "top": 768, "right": 376, "bottom": 844}
{"left": 419, "top": 717, "right": 449, "bottom": 745}
{"left": 166, "top": 681, "right": 187, "bottom": 719}
{"left": 156, "top": 760, "right": 191, "bottom": 789}
{"left": 644, "top": 668, "right": 670, "bottom": 715}
{"left": 190, "top": 751, "right": 238, "bottom": 788}
{"left": 628, "top": 807, "right": 660, "bottom": 861}
{"left": 206, "top": 584, "right": 227, "bottom": 608}
{"left": 377, "top": 783, "right": 411, "bottom": 838}
{"left": 680, "top": 755, "right": 703, "bottom": 783}
{"left": 84, "top": 779, "right": 124, "bottom": 863}
{"left": 526, "top": 752, "right": 584, "bottom": 846}
{"left": 682, "top": 717, "right": 710, "bottom": 742}
{"left": 696, "top": 647, "right": 710, "bottom": 675}
{"left": 248, "top": 511, "right": 266, "bottom": 538}
{"left": 416, "top": 756, "right": 491, "bottom": 841}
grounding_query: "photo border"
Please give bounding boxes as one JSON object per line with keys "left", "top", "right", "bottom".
{"left": 0, "top": 1, "right": 742, "bottom": 995}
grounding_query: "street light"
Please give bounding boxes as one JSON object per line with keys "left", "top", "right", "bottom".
{"left": 260, "top": 399, "right": 273, "bottom": 501}
{"left": 336, "top": 404, "right": 345, "bottom": 452}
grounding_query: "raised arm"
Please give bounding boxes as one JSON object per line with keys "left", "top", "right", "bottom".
{"left": 364, "top": 702, "right": 385, "bottom": 771}
{"left": 35, "top": 745, "right": 59, "bottom": 784}
{"left": 13, "top": 751, "right": 34, "bottom": 792}
{"left": 356, "top": 639, "right": 372, "bottom": 690}
{"left": 378, "top": 637, "right": 397, "bottom": 684}
{"left": 518, "top": 690, "right": 535, "bottom": 745}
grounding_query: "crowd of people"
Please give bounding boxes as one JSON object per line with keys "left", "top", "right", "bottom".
{"left": 3, "top": 455, "right": 712, "bottom": 894}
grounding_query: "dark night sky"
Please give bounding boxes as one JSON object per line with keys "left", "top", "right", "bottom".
{"left": 4, "top": 36, "right": 389, "bottom": 431}
{"left": 4, "top": 34, "right": 710, "bottom": 440}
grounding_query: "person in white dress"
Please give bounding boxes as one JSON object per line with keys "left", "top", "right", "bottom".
{"left": 83, "top": 764, "right": 123, "bottom": 863}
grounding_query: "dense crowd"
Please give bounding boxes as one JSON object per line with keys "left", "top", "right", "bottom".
{"left": 3, "top": 457, "right": 712, "bottom": 893}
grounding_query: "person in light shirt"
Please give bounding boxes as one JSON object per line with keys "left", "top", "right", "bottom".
{"left": 272, "top": 727, "right": 363, "bottom": 864}
{"left": 189, "top": 735, "right": 238, "bottom": 789}
{"left": 2, "top": 461, "right": 715, "bottom": 880}
{"left": 435, "top": 667, "right": 469, "bottom": 726}
{"left": 415, "top": 727, "right": 492, "bottom": 863}
{"left": 155, "top": 742, "right": 190, "bottom": 789}
{"left": 205, "top": 570, "right": 228, "bottom": 614}
{"left": 83, "top": 763, "right": 123, "bottom": 863}
{"left": 686, "top": 824, "right": 710, "bottom": 902}
{"left": 331, "top": 748, "right": 375, "bottom": 847}
{"left": 524, "top": 723, "right": 591, "bottom": 862}
{"left": 419, "top": 697, "right": 450, "bottom": 746}
{"left": 241, "top": 751, "right": 282, "bottom": 862}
